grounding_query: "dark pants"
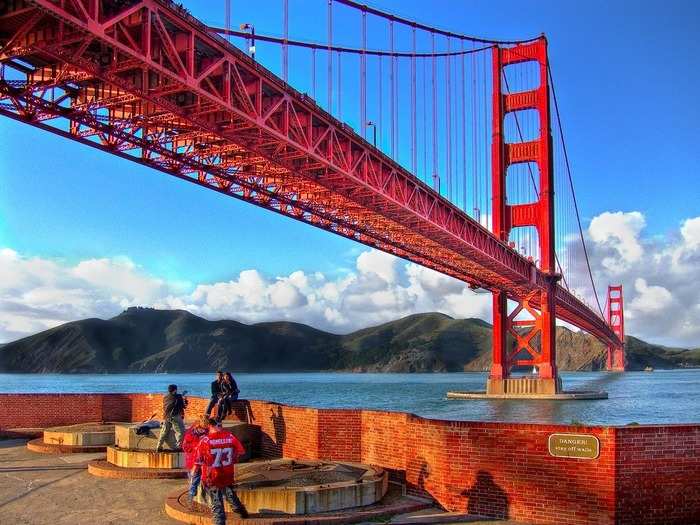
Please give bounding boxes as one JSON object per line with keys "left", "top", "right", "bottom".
{"left": 208, "top": 485, "right": 247, "bottom": 524}
{"left": 205, "top": 396, "right": 218, "bottom": 416}
{"left": 215, "top": 393, "right": 238, "bottom": 422}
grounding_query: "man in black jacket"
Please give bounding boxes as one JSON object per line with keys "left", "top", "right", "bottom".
{"left": 156, "top": 384, "right": 186, "bottom": 452}
{"left": 205, "top": 371, "right": 224, "bottom": 418}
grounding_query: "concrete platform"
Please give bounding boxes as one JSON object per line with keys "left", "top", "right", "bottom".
{"left": 27, "top": 437, "right": 110, "bottom": 454}
{"left": 446, "top": 390, "right": 608, "bottom": 400}
{"left": 107, "top": 445, "right": 185, "bottom": 469}
{"left": 192, "top": 459, "right": 388, "bottom": 515}
{"left": 44, "top": 422, "right": 117, "bottom": 447}
{"left": 115, "top": 420, "right": 259, "bottom": 461}
{"left": 88, "top": 458, "right": 187, "bottom": 479}
{"left": 166, "top": 481, "right": 427, "bottom": 525}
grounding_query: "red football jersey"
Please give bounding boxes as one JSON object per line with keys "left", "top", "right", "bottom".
{"left": 182, "top": 424, "right": 208, "bottom": 470}
{"left": 197, "top": 429, "right": 246, "bottom": 488}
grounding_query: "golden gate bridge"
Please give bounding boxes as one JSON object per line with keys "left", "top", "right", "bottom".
{"left": 0, "top": 0, "right": 625, "bottom": 396}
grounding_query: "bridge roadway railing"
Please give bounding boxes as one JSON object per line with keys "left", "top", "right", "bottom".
{"left": 1, "top": 0, "right": 618, "bottom": 347}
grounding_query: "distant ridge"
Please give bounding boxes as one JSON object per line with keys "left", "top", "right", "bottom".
{"left": 0, "top": 307, "right": 698, "bottom": 373}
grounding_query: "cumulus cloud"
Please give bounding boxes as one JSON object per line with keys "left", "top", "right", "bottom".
{"left": 0, "top": 247, "right": 486, "bottom": 343}
{"left": 580, "top": 211, "right": 700, "bottom": 347}
{"left": 1, "top": 210, "right": 699, "bottom": 347}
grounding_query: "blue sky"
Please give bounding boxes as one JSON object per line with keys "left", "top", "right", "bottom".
{"left": 1, "top": 1, "right": 699, "bottom": 345}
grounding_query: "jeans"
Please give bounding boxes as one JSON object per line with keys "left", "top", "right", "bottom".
{"left": 188, "top": 466, "right": 202, "bottom": 500}
{"left": 208, "top": 485, "right": 247, "bottom": 525}
{"left": 155, "top": 415, "right": 185, "bottom": 450}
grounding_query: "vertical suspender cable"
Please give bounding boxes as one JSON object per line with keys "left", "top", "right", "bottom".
{"left": 431, "top": 32, "right": 438, "bottom": 191}
{"left": 461, "top": 39, "right": 466, "bottom": 211}
{"left": 282, "top": 0, "right": 288, "bottom": 82}
{"left": 411, "top": 26, "right": 417, "bottom": 175}
{"left": 312, "top": 48, "right": 316, "bottom": 100}
{"left": 379, "top": 55, "right": 383, "bottom": 150}
{"left": 361, "top": 7, "right": 367, "bottom": 139}
{"left": 225, "top": 0, "right": 231, "bottom": 42}
{"left": 327, "top": 0, "right": 333, "bottom": 113}
{"left": 471, "top": 44, "right": 478, "bottom": 221}
{"left": 337, "top": 50, "right": 342, "bottom": 119}
{"left": 483, "top": 49, "right": 489, "bottom": 230}
{"left": 422, "top": 57, "right": 428, "bottom": 183}
{"left": 389, "top": 20, "right": 395, "bottom": 158}
{"left": 446, "top": 37, "right": 452, "bottom": 200}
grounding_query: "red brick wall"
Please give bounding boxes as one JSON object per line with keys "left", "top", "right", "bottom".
{"left": 616, "top": 425, "right": 700, "bottom": 525}
{"left": 1, "top": 393, "right": 698, "bottom": 525}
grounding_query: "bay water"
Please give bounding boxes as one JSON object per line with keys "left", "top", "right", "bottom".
{"left": 1, "top": 370, "right": 698, "bottom": 426}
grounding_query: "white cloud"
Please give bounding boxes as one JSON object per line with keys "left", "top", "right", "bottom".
{"left": 578, "top": 211, "right": 700, "bottom": 346}
{"left": 0, "top": 247, "right": 484, "bottom": 343}
{"left": 588, "top": 211, "right": 645, "bottom": 271}
{"left": 1, "top": 210, "right": 699, "bottom": 348}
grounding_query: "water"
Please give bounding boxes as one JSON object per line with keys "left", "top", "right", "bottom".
{"left": 0, "top": 370, "right": 698, "bottom": 426}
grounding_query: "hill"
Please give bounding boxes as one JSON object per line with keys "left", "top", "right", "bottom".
{"left": 0, "top": 307, "right": 697, "bottom": 373}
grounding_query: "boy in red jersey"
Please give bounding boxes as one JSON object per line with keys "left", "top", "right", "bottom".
{"left": 182, "top": 415, "right": 209, "bottom": 506}
{"left": 197, "top": 418, "right": 249, "bottom": 522}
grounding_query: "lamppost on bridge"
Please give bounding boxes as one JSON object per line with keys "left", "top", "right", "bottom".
{"left": 240, "top": 23, "right": 256, "bottom": 61}
{"left": 366, "top": 121, "right": 377, "bottom": 147}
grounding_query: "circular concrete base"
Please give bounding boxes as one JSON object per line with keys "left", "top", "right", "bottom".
{"left": 43, "top": 422, "right": 117, "bottom": 447}
{"left": 26, "top": 437, "right": 108, "bottom": 455}
{"left": 446, "top": 390, "right": 608, "bottom": 400}
{"left": 165, "top": 482, "right": 428, "bottom": 525}
{"left": 106, "top": 445, "right": 185, "bottom": 469}
{"left": 200, "top": 459, "right": 388, "bottom": 515}
{"left": 88, "top": 459, "right": 187, "bottom": 479}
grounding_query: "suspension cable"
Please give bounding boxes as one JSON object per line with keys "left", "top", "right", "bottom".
{"left": 332, "top": 0, "right": 539, "bottom": 45}
{"left": 209, "top": 27, "right": 494, "bottom": 58}
{"left": 548, "top": 62, "right": 604, "bottom": 318}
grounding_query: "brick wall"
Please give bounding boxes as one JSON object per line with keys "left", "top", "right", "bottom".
{"left": 616, "top": 425, "right": 700, "bottom": 524}
{"left": 0, "top": 393, "right": 698, "bottom": 525}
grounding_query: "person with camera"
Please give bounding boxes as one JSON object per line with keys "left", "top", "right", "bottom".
{"left": 156, "top": 383, "right": 187, "bottom": 452}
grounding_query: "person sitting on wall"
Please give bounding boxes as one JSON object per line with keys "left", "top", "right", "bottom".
{"left": 182, "top": 414, "right": 210, "bottom": 506}
{"left": 216, "top": 372, "right": 240, "bottom": 423}
{"left": 205, "top": 371, "right": 225, "bottom": 418}
{"left": 155, "top": 383, "right": 187, "bottom": 452}
{"left": 197, "top": 418, "right": 249, "bottom": 522}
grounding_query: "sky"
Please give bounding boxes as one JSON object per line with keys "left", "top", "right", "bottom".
{"left": 1, "top": 0, "right": 699, "bottom": 347}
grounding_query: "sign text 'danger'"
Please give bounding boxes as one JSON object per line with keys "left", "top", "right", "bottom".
{"left": 548, "top": 433, "right": 600, "bottom": 459}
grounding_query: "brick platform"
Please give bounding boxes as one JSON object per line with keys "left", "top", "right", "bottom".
{"left": 2, "top": 393, "right": 699, "bottom": 525}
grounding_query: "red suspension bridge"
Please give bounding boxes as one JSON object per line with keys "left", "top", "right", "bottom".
{"left": 0, "top": 0, "right": 625, "bottom": 395}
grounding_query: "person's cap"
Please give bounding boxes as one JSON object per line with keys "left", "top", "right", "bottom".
{"left": 168, "top": 384, "right": 177, "bottom": 392}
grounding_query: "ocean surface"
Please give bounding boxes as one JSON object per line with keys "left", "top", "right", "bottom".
{"left": 1, "top": 370, "right": 698, "bottom": 426}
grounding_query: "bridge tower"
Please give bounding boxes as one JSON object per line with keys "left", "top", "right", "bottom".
{"left": 605, "top": 285, "right": 625, "bottom": 371}
{"left": 489, "top": 37, "right": 562, "bottom": 395}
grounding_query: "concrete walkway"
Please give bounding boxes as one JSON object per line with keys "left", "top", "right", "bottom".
{"left": 1, "top": 438, "right": 526, "bottom": 525}
{"left": 0, "top": 438, "right": 180, "bottom": 524}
